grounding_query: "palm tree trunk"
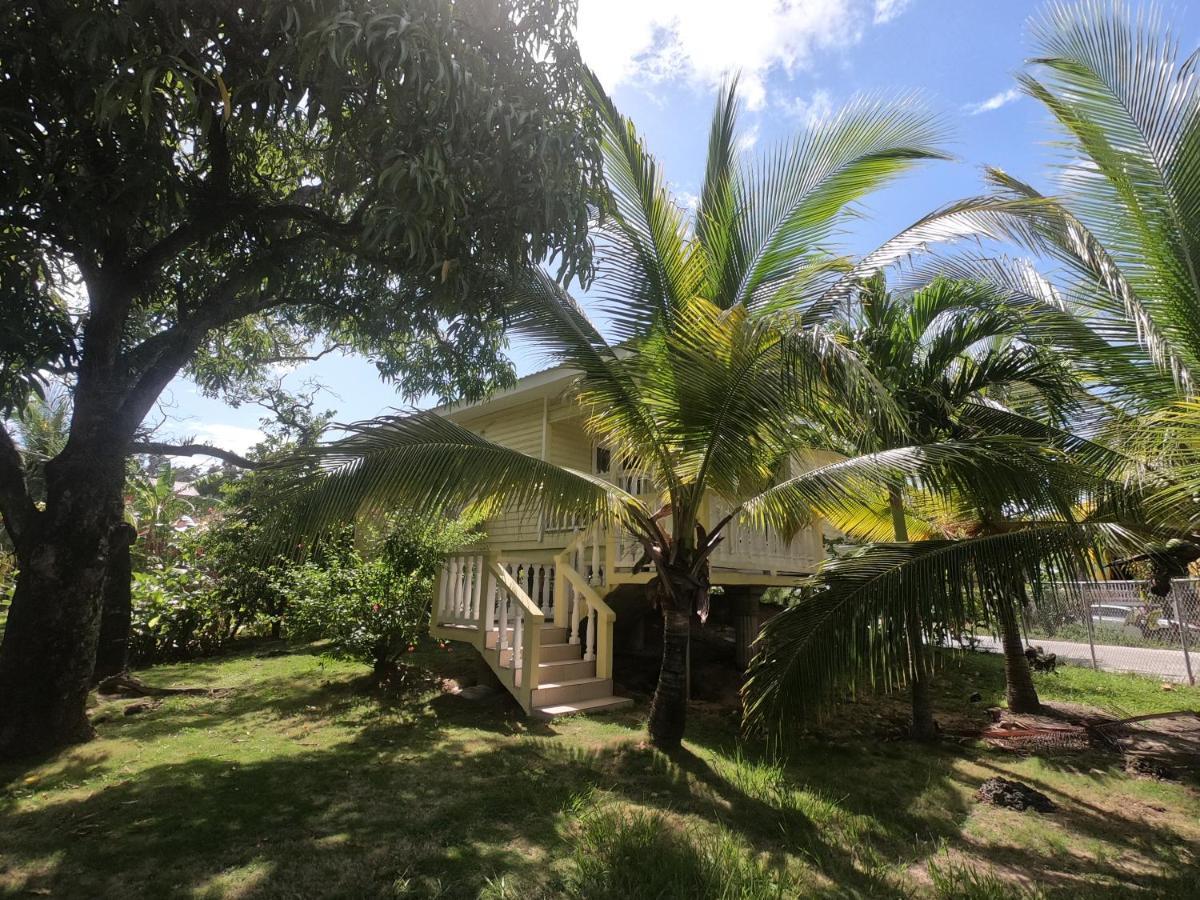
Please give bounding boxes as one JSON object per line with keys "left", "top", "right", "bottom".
{"left": 995, "top": 596, "right": 1040, "bottom": 713}
{"left": 649, "top": 605, "right": 691, "bottom": 750}
{"left": 890, "top": 487, "right": 937, "bottom": 741}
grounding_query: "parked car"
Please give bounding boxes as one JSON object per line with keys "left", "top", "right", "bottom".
{"left": 1090, "top": 603, "right": 1200, "bottom": 643}
{"left": 1088, "top": 604, "right": 1143, "bottom": 639}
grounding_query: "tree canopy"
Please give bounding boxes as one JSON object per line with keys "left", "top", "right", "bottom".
{"left": 0, "top": 0, "right": 602, "bottom": 760}
{"left": 0, "top": 0, "right": 599, "bottom": 417}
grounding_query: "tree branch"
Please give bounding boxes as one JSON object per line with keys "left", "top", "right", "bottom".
{"left": 131, "top": 441, "right": 261, "bottom": 469}
{"left": 0, "top": 425, "right": 38, "bottom": 549}
{"left": 119, "top": 236, "right": 318, "bottom": 434}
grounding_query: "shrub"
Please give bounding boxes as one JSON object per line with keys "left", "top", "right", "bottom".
{"left": 0, "top": 549, "right": 15, "bottom": 603}
{"left": 282, "top": 514, "right": 479, "bottom": 682}
{"left": 129, "top": 543, "right": 232, "bottom": 663}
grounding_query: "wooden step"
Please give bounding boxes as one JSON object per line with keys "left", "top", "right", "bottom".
{"left": 534, "top": 695, "right": 634, "bottom": 718}
{"left": 539, "top": 642, "right": 582, "bottom": 662}
{"left": 531, "top": 676, "right": 613, "bottom": 707}
{"left": 484, "top": 623, "right": 568, "bottom": 650}
{"left": 538, "top": 657, "right": 595, "bottom": 681}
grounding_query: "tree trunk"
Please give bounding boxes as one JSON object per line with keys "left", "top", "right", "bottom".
{"left": 93, "top": 523, "right": 137, "bottom": 681}
{"left": 889, "top": 487, "right": 937, "bottom": 741}
{"left": 906, "top": 612, "right": 938, "bottom": 742}
{"left": 0, "top": 448, "right": 124, "bottom": 759}
{"left": 996, "top": 598, "right": 1040, "bottom": 714}
{"left": 648, "top": 606, "right": 691, "bottom": 749}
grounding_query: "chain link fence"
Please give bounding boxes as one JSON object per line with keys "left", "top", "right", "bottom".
{"left": 1013, "top": 579, "right": 1199, "bottom": 684}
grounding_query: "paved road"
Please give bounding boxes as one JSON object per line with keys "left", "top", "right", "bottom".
{"left": 971, "top": 635, "right": 1197, "bottom": 684}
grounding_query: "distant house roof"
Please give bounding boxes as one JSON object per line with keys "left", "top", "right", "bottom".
{"left": 173, "top": 482, "right": 200, "bottom": 497}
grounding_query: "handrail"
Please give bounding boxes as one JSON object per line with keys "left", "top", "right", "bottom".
{"left": 560, "top": 561, "right": 615, "bottom": 679}
{"left": 486, "top": 558, "right": 542, "bottom": 705}
{"left": 432, "top": 551, "right": 544, "bottom": 710}
{"left": 490, "top": 559, "right": 544, "bottom": 620}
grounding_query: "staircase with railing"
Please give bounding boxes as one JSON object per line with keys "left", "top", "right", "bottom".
{"left": 431, "top": 526, "right": 630, "bottom": 717}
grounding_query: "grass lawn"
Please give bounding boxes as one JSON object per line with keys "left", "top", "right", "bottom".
{"left": 1, "top": 645, "right": 1198, "bottom": 899}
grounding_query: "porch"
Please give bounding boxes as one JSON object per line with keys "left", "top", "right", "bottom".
{"left": 430, "top": 502, "right": 820, "bottom": 717}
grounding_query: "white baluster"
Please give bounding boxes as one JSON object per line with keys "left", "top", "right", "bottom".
{"left": 470, "top": 554, "right": 484, "bottom": 624}
{"left": 513, "top": 607, "right": 524, "bottom": 680}
{"left": 565, "top": 582, "right": 576, "bottom": 643}
{"left": 584, "top": 605, "right": 596, "bottom": 661}
{"left": 438, "top": 561, "right": 450, "bottom": 620}
{"left": 591, "top": 525, "right": 600, "bottom": 585}
{"left": 498, "top": 586, "right": 509, "bottom": 655}
{"left": 450, "top": 558, "right": 463, "bottom": 622}
{"left": 486, "top": 571, "right": 498, "bottom": 632}
{"left": 459, "top": 558, "right": 471, "bottom": 622}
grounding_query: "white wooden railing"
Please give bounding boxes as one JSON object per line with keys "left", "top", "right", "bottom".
{"left": 552, "top": 525, "right": 616, "bottom": 678}
{"left": 433, "top": 551, "right": 543, "bottom": 709}
{"left": 707, "top": 497, "right": 790, "bottom": 564}
{"left": 495, "top": 560, "right": 556, "bottom": 618}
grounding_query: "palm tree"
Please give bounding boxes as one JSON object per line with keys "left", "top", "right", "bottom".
{"left": 279, "top": 80, "right": 1069, "bottom": 749}
{"left": 832, "top": 272, "right": 1090, "bottom": 720}
{"left": 886, "top": 4, "right": 1200, "bottom": 548}
{"left": 745, "top": 0, "right": 1200, "bottom": 737}
{"left": 9, "top": 385, "right": 70, "bottom": 504}
{"left": 742, "top": 516, "right": 1132, "bottom": 737}
{"left": 742, "top": 272, "right": 1108, "bottom": 734}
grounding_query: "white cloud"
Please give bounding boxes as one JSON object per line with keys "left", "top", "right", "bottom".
{"left": 872, "top": 0, "right": 912, "bottom": 25}
{"left": 673, "top": 187, "right": 700, "bottom": 211}
{"left": 735, "top": 123, "right": 761, "bottom": 154}
{"left": 777, "top": 89, "right": 834, "bottom": 126}
{"left": 965, "top": 87, "right": 1022, "bottom": 116}
{"left": 188, "top": 423, "right": 265, "bottom": 457}
{"left": 577, "top": 1, "right": 894, "bottom": 110}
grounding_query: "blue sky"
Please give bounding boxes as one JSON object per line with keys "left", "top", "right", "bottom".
{"left": 165, "top": 0, "right": 1200, "bottom": 457}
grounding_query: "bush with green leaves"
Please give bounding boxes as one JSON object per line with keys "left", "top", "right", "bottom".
{"left": 129, "top": 540, "right": 232, "bottom": 664}
{"left": 0, "top": 550, "right": 15, "bottom": 605}
{"left": 282, "top": 515, "right": 479, "bottom": 682}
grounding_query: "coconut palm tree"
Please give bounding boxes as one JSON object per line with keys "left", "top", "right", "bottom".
{"left": 742, "top": 514, "right": 1133, "bottom": 738}
{"left": 278, "top": 80, "right": 1067, "bottom": 749}
{"left": 9, "top": 385, "right": 70, "bottom": 504}
{"left": 827, "top": 271, "right": 1092, "bottom": 722}
{"left": 742, "top": 269, "right": 1119, "bottom": 735}
{"left": 744, "top": 0, "right": 1200, "bottom": 737}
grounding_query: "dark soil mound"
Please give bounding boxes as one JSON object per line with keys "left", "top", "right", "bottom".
{"left": 977, "top": 777, "right": 1055, "bottom": 812}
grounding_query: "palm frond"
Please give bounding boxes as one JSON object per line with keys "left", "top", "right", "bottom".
{"left": 696, "top": 79, "right": 746, "bottom": 304}
{"left": 1023, "top": 0, "right": 1200, "bottom": 381}
{"left": 503, "top": 266, "right": 682, "bottom": 498}
{"left": 739, "top": 437, "right": 1089, "bottom": 541}
{"left": 743, "top": 522, "right": 1137, "bottom": 735}
{"left": 272, "top": 412, "right": 648, "bottom": 551}
{"left": 585, "top": 70, "right": 702, "bottom": 340}
{"left": 734, "top": 94, "right": 948, "bottom": 310}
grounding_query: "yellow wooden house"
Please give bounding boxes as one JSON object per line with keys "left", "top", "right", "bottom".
{"left": 430, "top": 366, "right": 829, "bottom": 717}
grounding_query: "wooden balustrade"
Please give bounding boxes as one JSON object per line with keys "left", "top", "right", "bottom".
{"left": 496, "top": 560, "right": 555, "bottom": 618}
{"left": 557, "top": 559, "right": 614, "bottom": 679}
{"left": 553, "top": 521, "right": 614, "bottom": 678}
{"left": 432, "top": 552, "right": 543, "bottom": 708}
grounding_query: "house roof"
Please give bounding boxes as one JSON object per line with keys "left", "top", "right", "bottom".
{"left": 432, "top": 365, "right": 578, "bottom": 422}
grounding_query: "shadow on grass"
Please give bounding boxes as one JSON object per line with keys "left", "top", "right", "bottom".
{"left": 0, "top": 706, "right": 911, "bottom": 898}
{"left": 2, "top": 642, "right": 1197, "bottom": 898}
